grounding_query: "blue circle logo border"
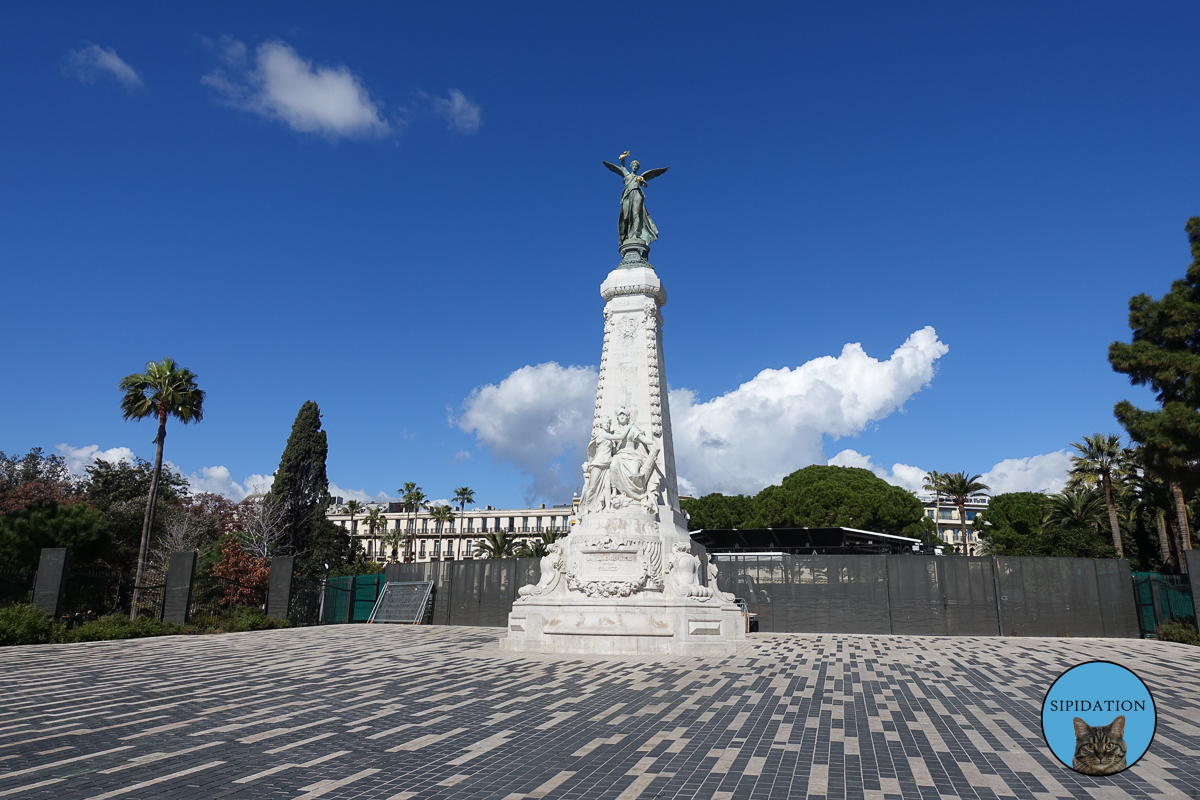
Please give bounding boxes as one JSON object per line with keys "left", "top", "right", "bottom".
{"left": 1039, "top": 659, "right": 1158, "bottom": 776}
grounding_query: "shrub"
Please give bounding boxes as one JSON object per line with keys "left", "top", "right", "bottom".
{"left": 190, "top": 607, "right": 290, "bottom": 633}
{"left": 1156, "top": 618, "right": 1200, "bottom": 646}
{"left": 0, "top": 604, "right": 54, "bottom": 646}
{"left": 52, "top": 613, "right": 187, "bottom": 644}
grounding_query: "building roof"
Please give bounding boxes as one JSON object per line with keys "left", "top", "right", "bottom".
{"left": 690, "top": 526, "right": 921, "bottom": 555}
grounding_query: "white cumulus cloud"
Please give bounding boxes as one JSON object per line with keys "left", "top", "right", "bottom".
{"left": 828, "top": 448, "right": 1071, "bottom": 497}
{"left": 827, "top": 449, "right": 928, "bottom": 493}
{"left": 63, "top": 44, "right": 144, "bottom": 92}
{"left": 981, "top": 451, "right": 1071, "bottom": 494}
{"left": 430, "top": 89, "right": 481, "bottom": 134}
{"left": 672, "top": 327, "right": 949, "bottom": 495}
{"left": 203, "top": 37, "right": 390, "bottom": 139}
{"left": 456, "top": 362, "right": 598, "bottom": 504}
{"left": 328, "top": 483, "right": 393, "bottom": 505}
{"left": 457, "top": 328, "right": 947, "bottom": 502}
{"left": 56, "top": 443, "right": 136, "bottom": 476}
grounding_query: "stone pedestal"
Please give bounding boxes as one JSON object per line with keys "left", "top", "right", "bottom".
{"left": 500, "top": 252, "right": 745, "bottom": 656}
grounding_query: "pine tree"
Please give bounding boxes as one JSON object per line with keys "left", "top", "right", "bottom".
{"left": 1109, "top": 217, "right": 1200, "bottom": 566}
{"left": 268, "top": 401, "right": 331, "bottom": 559}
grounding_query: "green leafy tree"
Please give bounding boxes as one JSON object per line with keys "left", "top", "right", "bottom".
{"left": 1068, "top": 434, "right": 1127, "bottom": 557}
{"left": 0, "top": 503, "right": 110, "bottom": 570}
{"left": 975, "top": 492, "right": 1047, "bottom": 555}
{"left": 267, "top": 401, "right": 332, "bottom": 558}
{"left": 680, "top": 493, "right": 753, "bottom": 531}
{"left": 750, "top": 465, "right": 926, "bottom": 536}
{"left": 1109, "top": 216, "right": 1200, "bottom": 564}
{"left": 118, "top": 357, "right": 205, "bottom": 618}
{"left": 0, "top": 448, "right": 82, "bottom": 514}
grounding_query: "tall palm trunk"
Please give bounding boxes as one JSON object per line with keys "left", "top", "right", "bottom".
{"left": 1100, "top": 472, "right": 1124, "bottom": 557}
{"left": 958, "top": 499, "right": 967, "bottom": 553}
{"left": 1172, "top": 482, "right": 1191, "bottom": 573}
{"left": 131, "top": 407, "right": 167, "bottom": 620}
{"left": 1155, "top": 509, "right": 1172, "bottom": 565}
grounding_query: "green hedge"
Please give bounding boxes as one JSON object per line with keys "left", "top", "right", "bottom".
{"left": 0, "top": 604, "right": 291, "bottom": 646}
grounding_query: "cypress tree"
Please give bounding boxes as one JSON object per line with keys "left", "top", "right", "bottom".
{"left": 268, "top": 401, "right": 332, "bottom": 557}
{"left": 1109, "top": 217, "right": 1200, "bottom": 564}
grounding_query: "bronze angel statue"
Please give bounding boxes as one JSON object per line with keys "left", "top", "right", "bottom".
{"left": 603, "top": 151, "right": 669, "bottom": 247}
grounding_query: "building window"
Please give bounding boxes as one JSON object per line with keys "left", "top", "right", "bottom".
{"left": 422, "top": 519, "right": 429, "bottom": 532}
{"left": 434, "top": 540, "right": 441, "bottom": 556}
{"left": 419, "top": 539, "right": 426, "bottom": 557}
{"left": 367, "top": 541, "right": 373, "bottom": 556}
{"left": 447, "top": 541, "right": 454, "bottom": 556}
{"left": 966, "top": 511, "right": 977, "bottom": 521}
{"left": 467, "top": 518, "right": 475, "bottom": 532}
{"left": 522, "top": 517, "right": 529, "bottom": 532}
{"left": 938, "top": 509, "right": 954, "bottom": 520}
{"left": 465, "top": 540, "right": 473, "bottom": 557}
{"left": 925, "top": 509, "right": 934, "bottom": 518}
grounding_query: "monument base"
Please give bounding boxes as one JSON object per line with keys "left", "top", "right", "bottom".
{"left": 499, "top": 515, "right": 746, "bottom": 657}
{"left": 499, "top": 594, "right": 745, "bottom": 656}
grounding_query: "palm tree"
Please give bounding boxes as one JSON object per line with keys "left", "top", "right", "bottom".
{"left": 428, "top": 504, "right": 454, "bottom": 560}
{"left": 381, "top": 525, "right": 406, "bottom": 563}
{"left": 399, "top": 483, "right": 426, "bottom": 562}
{"left": 476, "top": 529, "right": 518, "bottom": 559}
{"left": 921, "top": 470, "right": 944, "bottom": 544}
{"left": 119, "top": 358, "right": 205, "bottom": 619}
{"left": 1069, "top": 433, "right": 1126, "bottom": 557}
{"left": 1043, "top": 487, "right": 1107, "bottom": 531}
{"left": 515, "top": 529, "right": 565, "bottom": 559}
{"left": 936, "top": 472, "right": 990, "bottom": 554}
{"left": 342, "top": 498, "right": 364, "bottom": 555}
{"left": 453, "top": 486, "right": 475, "bottom": 543}
{"left": 364, "top": 506, "right": 386, "bottom": 562}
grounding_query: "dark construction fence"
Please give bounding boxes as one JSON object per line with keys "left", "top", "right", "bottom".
{"left": 713, "top": 554, "right": 1142, "bottom": 638}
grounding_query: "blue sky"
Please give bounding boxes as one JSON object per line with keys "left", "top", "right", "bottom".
{"left": 2, "top": 2, "right": 1197, "bottom": 507}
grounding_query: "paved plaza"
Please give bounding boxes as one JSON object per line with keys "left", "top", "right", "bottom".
{"left": 0, "top": 626, "right": 1197, "bottom": 799}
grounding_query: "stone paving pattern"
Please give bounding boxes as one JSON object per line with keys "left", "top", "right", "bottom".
{"left": 0, "top": 627, "right": 1197, "bottom": 799}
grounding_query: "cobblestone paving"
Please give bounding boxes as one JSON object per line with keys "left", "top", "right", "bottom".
{"left": 0, "top": 627, "right": 1196, "bottom": 799}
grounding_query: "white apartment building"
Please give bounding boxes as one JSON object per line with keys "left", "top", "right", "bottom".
{"left": 920, "top": 494, "right": 990, "bottom": 555}
{"left": 326, "top": 501, "right": 576, "bottom": 563}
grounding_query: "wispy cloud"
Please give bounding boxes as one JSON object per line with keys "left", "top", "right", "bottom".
{"left": 329, "top": 483, "right": 394, "bottom": 505}
{"left": 63, "top": 44, "right": 143, "bottom": 92}
{"left": 429, "top": 89, "right": 481, "bottom": 134}
{"left": 203, "top": 37, "right": 390, "bottom": 139}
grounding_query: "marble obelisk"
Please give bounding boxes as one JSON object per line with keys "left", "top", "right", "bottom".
{"left": 499, "top": 155, "right": 745, "bottom": 656}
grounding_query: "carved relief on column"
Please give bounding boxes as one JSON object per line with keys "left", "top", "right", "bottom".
{"left": 594, "top": 306, "right": 614, "bottom": 426}
{"left": 642, "top": 297, "right": 663, "bottom": 437}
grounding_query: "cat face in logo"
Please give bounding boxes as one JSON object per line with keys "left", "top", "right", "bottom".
{"left": 1072, "top": 715, "right": 1127, "bottom": 775}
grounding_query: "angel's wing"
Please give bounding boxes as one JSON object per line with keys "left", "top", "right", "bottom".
{"left": 641, "top": 166, "right": 670, "bottom": 181}
{"left": 602, "top": 160, "right": 626, "bottom": 176}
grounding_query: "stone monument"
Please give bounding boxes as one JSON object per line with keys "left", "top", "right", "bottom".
{"left": 500, "top": 153, "right": 745, "bottom": 656}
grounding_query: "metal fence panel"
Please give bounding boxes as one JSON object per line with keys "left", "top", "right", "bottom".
{"left": 0, "top": 570, "right": 35, "bottom": 607}
{"left": 352, "top": 574, "right": 386, "bottom": 622}
{"left": 1095, "top": 560, "right": 1140, "bottom": 638}
{"left": 886, "top": 556, "right": 946, "bottom": 635}
{"left": 942, "top": 558, "right": 1001, "bottom": 636}
{"left": 713, "top": 554, "right": 891, "bottom": 634}
{"left": 996, "top": 557, "right": 1107, "bottom": 637}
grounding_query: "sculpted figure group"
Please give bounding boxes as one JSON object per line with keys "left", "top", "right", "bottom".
{"left": 579, "top": 407, "right": 662, "bottom": 514}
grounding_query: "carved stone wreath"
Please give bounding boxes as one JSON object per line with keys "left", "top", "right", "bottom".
{"left": 565, "top": 537, "right": 663, "bottom": 597}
